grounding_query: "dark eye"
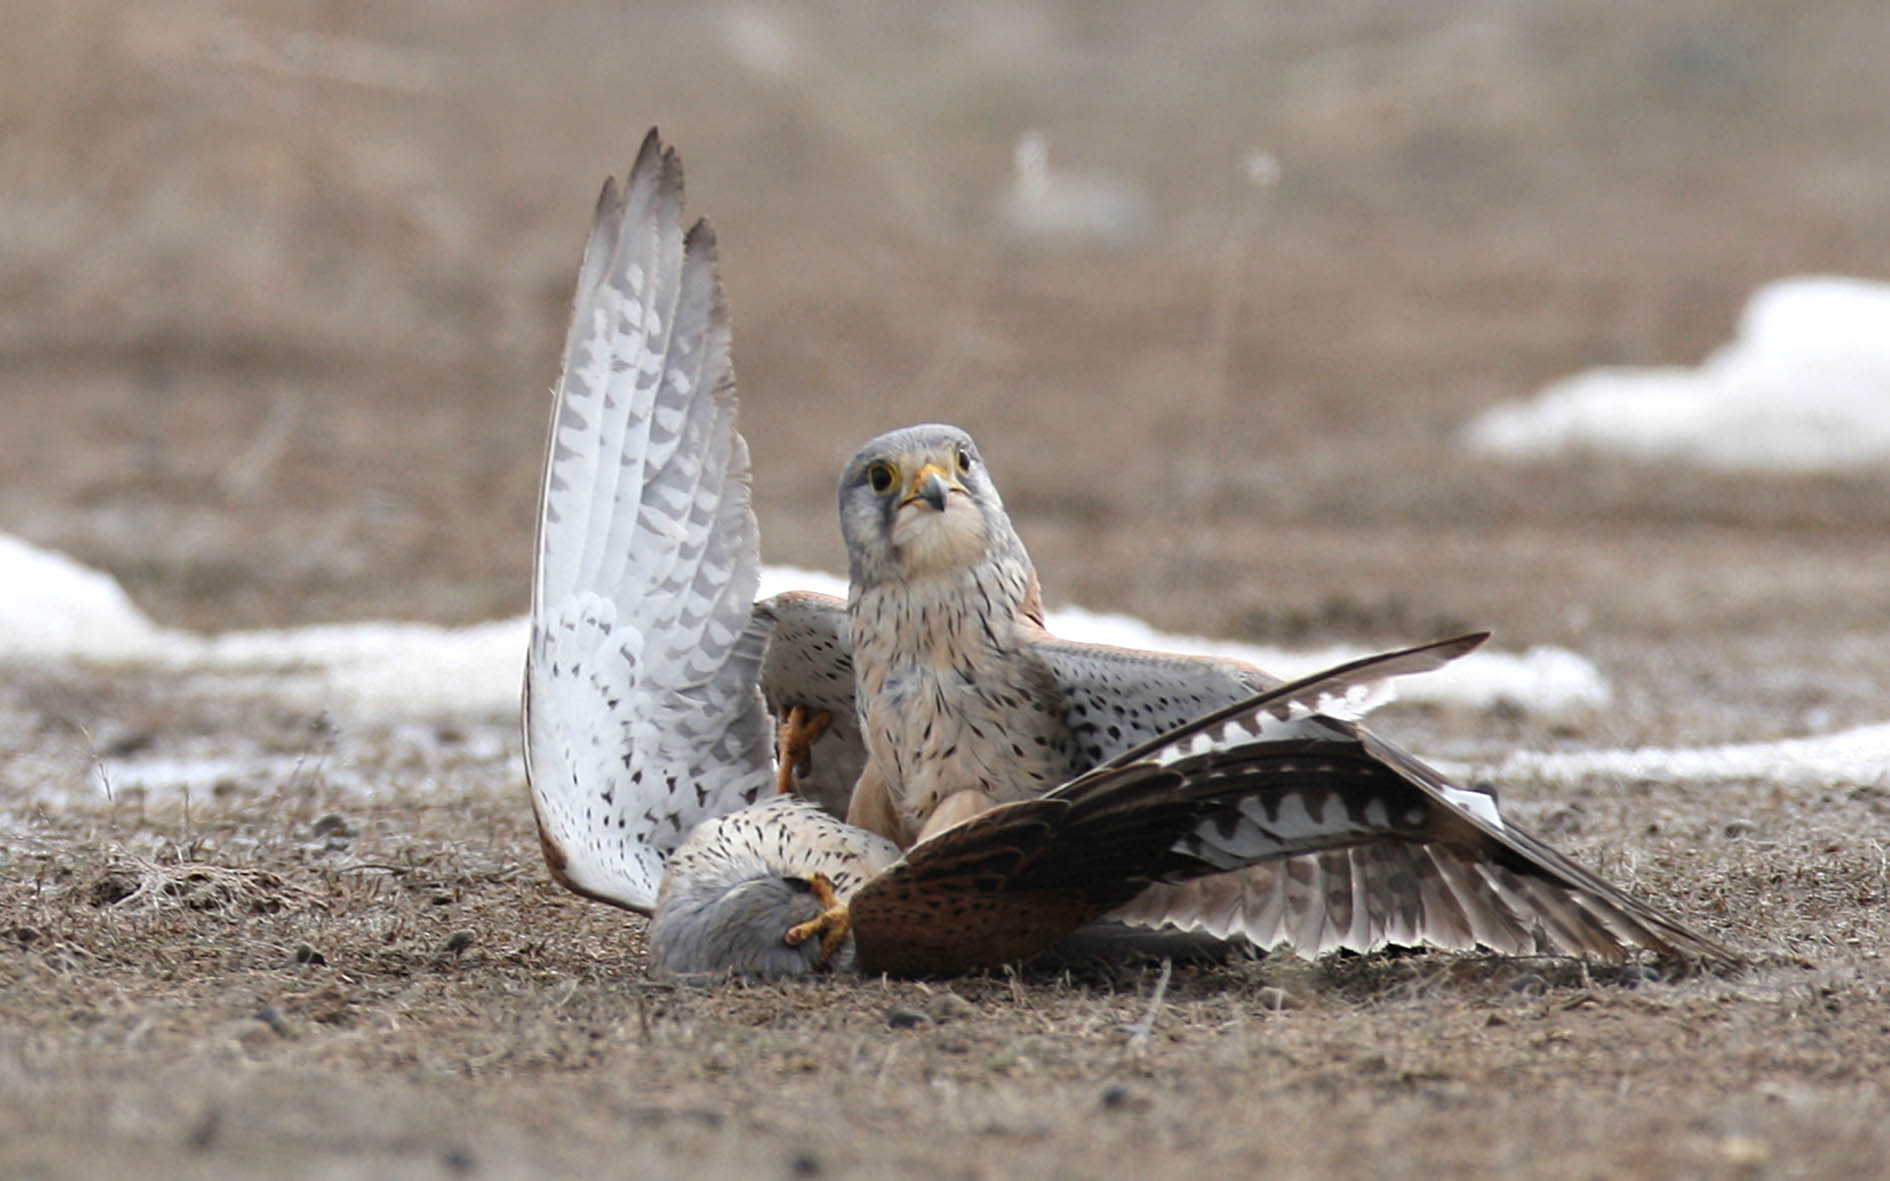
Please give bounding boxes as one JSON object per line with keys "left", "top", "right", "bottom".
{"left": 955, "top": 447, "right": 973, "bottom": 474}
{"left": 867, "top": 462, "right": 896, "bottom": 494}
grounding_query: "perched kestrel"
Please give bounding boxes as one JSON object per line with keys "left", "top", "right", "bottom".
{"left": 523, "top": 130, "right": 1738, "bottom": 978}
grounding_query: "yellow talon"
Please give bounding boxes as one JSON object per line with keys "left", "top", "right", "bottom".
{"left": 783, "top": 872, "right": 852, "bottom": 968}
{"left": 774, "top": 706, "right": 834, "bottom": 795}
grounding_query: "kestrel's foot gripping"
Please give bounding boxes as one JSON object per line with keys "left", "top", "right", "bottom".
{"left": 774, "top": 706, "right": 834, "bottom": 796}
{"left": 783, "top": 872, "right": 852, "bottom": 968}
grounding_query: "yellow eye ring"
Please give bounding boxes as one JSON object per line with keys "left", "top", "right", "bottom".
{"left": 867, "top": 462, "right": 897, "bottom": 494}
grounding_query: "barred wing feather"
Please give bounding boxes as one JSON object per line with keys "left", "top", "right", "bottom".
{"left": 848, "top": 636, "right": 1486, "bottom": 974}
{"left": 524, "top": 131, "right": 773, "bottom": 914}
{"left": 849, "top": 635, "right": 1737, "bottom": 975}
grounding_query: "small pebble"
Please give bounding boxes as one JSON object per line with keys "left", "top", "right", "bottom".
{"left": 439, "top": 929, "right": 476, "bottom": 957}
{"left": 787, "top": 1150, "right": 822, "bottom": 1177}
{"left": 304, "top": 986, "right": 354, "bottom": 1026}
{"left": 186, "top": 1106, "right": 221, "bottom": 1151}
{"left": 1539, "top": 806, "right": 1584, "bottom": 837}
{"left": 1618, "top": 963, "right": 1664, "bottom": 989}
{"left": 230, "top": 1019, "right": 277, "bottom": 1053}
{"left": 252, "top": 1005, "right": 289, "bottom": 1036}
{"left": 104, "top": 732, "right": 154, "bottom": 758}
{"left": 89, "top": 874, "right": 136, "bottom": 907}
{"left": 1718, "top": 1135, "right": 1771, "bottom": 1166}
{"left": 311, "top": 813, "right": 355, "bottom": 839}
{"left": 1100, "top": 1084, "right": 1131, "bottom": 1110}
{"left": 1487, "top": 699, "right": 1527, "bottom": 723}
{"left": 925, "top": 993, "right": 975, "bottom": 1023}
{"left": 440, "top": 1145, "right": 476, "bottom": 1174}
{"left": 885, "top": 1008, "right": 929, "bottom": 1029}
{"left": 293, "top": 942, "right": 326, "bottom": 966}
{"left": 1508, "top": 973, "right": 1548, "bottom": 996}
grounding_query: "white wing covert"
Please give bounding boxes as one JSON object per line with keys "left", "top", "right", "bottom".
{"left": 1034, "top": 637, "right": 1280, "bottom": 767}
{"left": 525, "top": 131, "right": 773, "bottom": 914}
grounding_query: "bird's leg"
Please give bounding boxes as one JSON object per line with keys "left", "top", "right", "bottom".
{"left": 845, "top": 764, "right": 912, "bottom": 847}
{"left": 914, "top": 788, "right": 999, "bottom": 844}
{"left": 773, "top": 706, "right": 834, "bottom": 795}
{"left": 783, "top": 872, "right": 852, "bottom": 968}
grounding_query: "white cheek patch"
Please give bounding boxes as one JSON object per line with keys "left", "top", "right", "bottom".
{"left": 891, "top": 500, "right": 987, "bottom": 575}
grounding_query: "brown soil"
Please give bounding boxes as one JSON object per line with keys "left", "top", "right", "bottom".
{"left": 5, "top": 2, "right": 1890, "bottom": 1177}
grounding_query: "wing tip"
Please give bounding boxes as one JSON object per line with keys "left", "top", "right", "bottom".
{"left": 629, "top": 126, "right": 682, "bottom": 203}
{"left": 526, "top": 792, "right": 656, "bottom": 916}
{"left": 633, "top": 124, "right": 665, "bottom": 169}
{"left": 1646, "top": 924, "right": 1746, "bottom": 975}
{"left": 1443, "top": 630, "right": 1492, "bottom": 659}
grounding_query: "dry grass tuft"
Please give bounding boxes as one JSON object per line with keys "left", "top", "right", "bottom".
{"left": 85, "top": 849, "right": 319, "bottom": 916}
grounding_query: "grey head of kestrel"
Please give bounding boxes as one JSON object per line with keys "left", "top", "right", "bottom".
{"left": 836, "top": 425, "right": 1019, "bottom": 593}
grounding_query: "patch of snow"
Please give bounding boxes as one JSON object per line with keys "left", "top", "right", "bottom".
{"left": 757, "top": 564, "right": 848, "bottom": 601}
{"left": 84, "top": 753, "right": 332, "bottom": 809}
{"left": 0, "top": 534, "right": 531, "bottom": 717}
{"left": 197, "top": 618, "right": 530, "bottom": 718}
{"left": 0, "top": 534, "right": 169, "bottom": 660}
{"left": 1462, "top": 275, "right": 1890, "bottom": 472}
{"left": 11, "top": 536, "right": 1888, "bottom": 795}
{"left": 1487, "top": 722, "right": 1890, "bottom": 789}
{"left": 1042, "top": 606, "right": 1611, "bottom": 713}
{"left": 0, "top": 534, "right": 1607, "bottom": 720}
{"left": 41, "top": 720, "right": 520, "bottom": 812}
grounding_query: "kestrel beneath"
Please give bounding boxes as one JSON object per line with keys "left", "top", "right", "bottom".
{"left": 523, "top": 130, "right": 1738, "bottom": 978}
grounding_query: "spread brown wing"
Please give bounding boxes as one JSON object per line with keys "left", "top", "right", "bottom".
{"left": 846, "top": 635, "right": 1738, "bottom": 977}
{"left": 845, "top": 735, "right": 1474, "bottom": 977}
{"left": 1107, "top": 726, "right": 1739, "bottom": 967}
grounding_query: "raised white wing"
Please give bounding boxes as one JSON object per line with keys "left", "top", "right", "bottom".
{"left": 524, "top": 130, "right": 774, "bottom": 914}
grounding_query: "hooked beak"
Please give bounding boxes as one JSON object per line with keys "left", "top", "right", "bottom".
{"left": 900, "top": 463, "right": 956, "bottom": 512}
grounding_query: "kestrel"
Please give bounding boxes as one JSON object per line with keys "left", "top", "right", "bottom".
{"left": 523, "top": 130, "right": 1738, "bottom": 978}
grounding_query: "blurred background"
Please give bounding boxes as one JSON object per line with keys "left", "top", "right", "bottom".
{"left": 4, "top": 0, "right": 1887, "bottom": 675}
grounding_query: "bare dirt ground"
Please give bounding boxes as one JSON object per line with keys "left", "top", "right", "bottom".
{"left": 5, "top": 2, "right": 1890, "bottom": 1177}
